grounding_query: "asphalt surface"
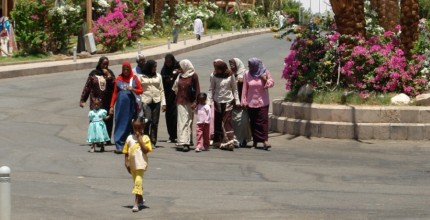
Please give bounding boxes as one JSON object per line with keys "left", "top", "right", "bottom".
{"left": 1, "top": 33, "right": 430, "bottom": 220}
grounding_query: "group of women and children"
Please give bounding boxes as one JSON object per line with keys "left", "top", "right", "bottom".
{"left": 79, "top": 54, "right": 274, "bottom": 212}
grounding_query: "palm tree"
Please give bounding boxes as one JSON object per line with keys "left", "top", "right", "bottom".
{"left": 370, "top": 0, "right": 400, "bottom": 32}
{"left": 168, "top": 0, "right": 179, "bottom": 18}
{"left": 400, "top": 0, "right": 420, "bottom": 57}
{"left": 352, "top": 0, "right": 366, "bottom": 36}
{"left": 154, "top": 0, "right": 163, "bottom": 26}
{"left": 330, "top": 0, "right": 365, "bottom": 36}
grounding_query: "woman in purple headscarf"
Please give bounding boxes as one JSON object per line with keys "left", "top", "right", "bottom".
{"left": 241, "top": 58, "right": 274, "bottom": 150}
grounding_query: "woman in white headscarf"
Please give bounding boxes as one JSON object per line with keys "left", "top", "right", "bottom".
{"left": 229, "top": 58, "right": 252, "bottom": 148}
{"left": 172, "top": 59, "right": 200, "bottom": 152}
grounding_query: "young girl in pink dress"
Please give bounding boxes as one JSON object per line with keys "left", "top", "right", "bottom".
{"left": 194, "top": 93, "right": 211, "bottom": 152}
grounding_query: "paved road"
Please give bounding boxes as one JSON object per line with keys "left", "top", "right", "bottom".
{"left": 1, "top": 33, "right": 430, "bottom": 219}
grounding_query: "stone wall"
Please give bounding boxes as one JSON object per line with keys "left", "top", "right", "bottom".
{"left": 269, "top": 100, "right": 430, "bottom": 140}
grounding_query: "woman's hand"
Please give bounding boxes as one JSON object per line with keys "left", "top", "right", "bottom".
{"left": 161, "top": 105, "right": 167, "bottom": 112}
{"left": 102, "top": 69, "right": 109, "bottom": 77}
{"left": 109, "top": 107, "right": 114, "bottom": 115}
{"left": 260, "top": 73, "right": 268, "bottom": 81}
{"left": 79, "top": 101, "right": 85, "bottom": 108}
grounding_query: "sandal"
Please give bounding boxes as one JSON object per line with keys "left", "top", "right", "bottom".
{"left": 132, "top": 205, "right": 139, "bottom": 212}
{"left": 183, "top": 145, "right": 190, "bottom": 152}
{"left": 263, "top": 142, "right": 271, "bottom": 150}
{"left": 89, "top": 145, "right": 95, "bottom": 153}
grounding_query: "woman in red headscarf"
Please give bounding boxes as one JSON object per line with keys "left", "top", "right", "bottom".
{"left": 110, "top": 62, "right": 143, "bottom": 153}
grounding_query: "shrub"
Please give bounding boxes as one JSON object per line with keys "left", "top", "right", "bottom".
{"left": 282, "top": 25, "right": 429, "bottom": 97}
{"left": 207, "top": 10, "right": 233, "bottom": 30}
{"left": 174, "top": 1, "right": 218, "bottom": 31}
{"left": 11, "top": 0, "right": 49, "bottom": 54}
{"left": 92, "top": 0, "right": 146, "bottom": 52}
{"left": 47, "top": 4, "right": 82, "bottom": 53}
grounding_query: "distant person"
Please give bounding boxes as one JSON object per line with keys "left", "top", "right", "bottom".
{"left": 133, "top": 54, "right": 146, "bottom": 117}
{"left": 123, "top": 117, "right": 152, "bottom": 212}
{"left": 194, "top": 93, "right": 211, "bottom": 152}
{"left": 76, "top": 19, "right": 86, "bottom": 53}
{"left": 161, "top": 54, "right": 180, "bottom": 143}
{"left": 137, "top": 60, "right": 166, "bottom": 148}
{"left": 208, "top": 59, "right": 240, "bottom": 151}
{"left": 278, "top": 12, "right": 286, "bottom": 29}
{"left": 133, "top": 54, "right": 146, "bottom": 75}
{"left": 171, "top": 17, "right": 179, "bottom": 44}
{"left": 86, "top": 98, "right": 111, "bottom": 153}
{"left": 193, "top": 16, "right": 204, "bottom": 40}
{"left": 241, "top": 58, "right": 274, "bottom": 150}
{"left": 172, "top": 59, "right": 200, "bottom": 152}
{"left": 80, "top": 56, "right": 115, "bottom": 145}
{"left": 109, "top": 62, "right": 143, "bottom": 153}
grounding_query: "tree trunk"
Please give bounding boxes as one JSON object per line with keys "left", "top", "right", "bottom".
{"left": 263, "top": 0, "right": 269, "bottom": 16}
{"left": 168, "top": 0, "right": 178, "bottom": 18}
{"left": 154, "top": 0, "right": 163, "bottom": 26}
{"left": 235, "top": 0, "right": 245, "bottom": 22}
{"left": 372, "top": 0, "right": 400, "bottom": 32}
{"left": 352, "top": 0, "right": 366, "bottom": 36}
{"left": 400, "top": 0, "right": 419, "bottom": 57}
{"left": 330, "top": 0, "right": 365, "bottom": 36}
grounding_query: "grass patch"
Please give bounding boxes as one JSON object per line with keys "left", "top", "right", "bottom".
{"left": 0, "top": 53, "right": 52, "bottom": 65}
{"left": 0, "top": 30, "right": 220, "bottom": 65}
{"left": 286, "top": 90, "right": 396, "bottom": 106}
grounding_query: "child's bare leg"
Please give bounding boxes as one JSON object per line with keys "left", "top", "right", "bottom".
{"left": 132, "top": 195, "right": 139, "bottom": 212}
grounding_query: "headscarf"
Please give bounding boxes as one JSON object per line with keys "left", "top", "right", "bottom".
{"left": 248, "top": 57, "right": 266, "bottom": 78}
{"left": 118, "top": 61, "right": 134, "bottom": 83}
{"left": 213, "top": 59, "right": 232, "bottom": 78}
{"left": 172, "top": 59, "right": 196, "bottom": 93}
{"left": 142, "top": 60, "right": 157, "bottom": 77}
{"left": 179, "top": 59, "right": 195, "bottom": 78}
{"left": 92, "top": 56, "right": 109, "bottom": 76}
{"left": 230, "top": 58, "right": 246, "bottom": 78}
{"left": 161, "top": 53, "right": 179, "bottom": 77}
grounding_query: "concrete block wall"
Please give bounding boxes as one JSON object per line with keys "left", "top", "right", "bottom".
{"left": 270, "top": 99, "right": 430, "bottom": 140}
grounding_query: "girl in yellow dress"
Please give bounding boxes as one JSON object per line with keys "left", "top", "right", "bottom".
{"left": 123, "top": 117, "right": 152, "bottom": 212}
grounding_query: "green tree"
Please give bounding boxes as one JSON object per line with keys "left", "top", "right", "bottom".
{"left": 419, "top": 0, "right": 430, "bottom": 18}
{"left": 11, "top": 0, "right": 49, "bottom": 54}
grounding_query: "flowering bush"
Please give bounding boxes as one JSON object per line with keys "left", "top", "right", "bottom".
{"left": 282, "top": 24, "right": 429, "bottom": 97}
{"left": 11, "top": 0, "right": 49, "bottom": 54}
{"left": 92, "top": 0, "right": 147, "bottom": 52}
{"left": 92, "top": 0, "right": 111, "bottom": 19}
{"left": 174, "top": 1, "right": 218, "bottom": 31}
{"left": 279, "top": 0, "right": 430, "bottom": 100}
{"left": 48, "top": 4, "right": 82, "bottom": 53}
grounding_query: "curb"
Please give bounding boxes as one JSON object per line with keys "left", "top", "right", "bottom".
{"left": 269, "top": 100, "right": 430, "bottom": 140}
{"left": 0, "top": 30, "right": 270, "bottom": 79}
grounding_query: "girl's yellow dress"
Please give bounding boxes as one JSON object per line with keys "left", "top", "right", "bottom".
{"left": 123, "top": 134, "right": 152, "bottom": 195}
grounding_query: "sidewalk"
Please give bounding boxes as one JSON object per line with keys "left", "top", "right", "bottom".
{"left": 0, "top": 29, "right": 269, "bottom": 79}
